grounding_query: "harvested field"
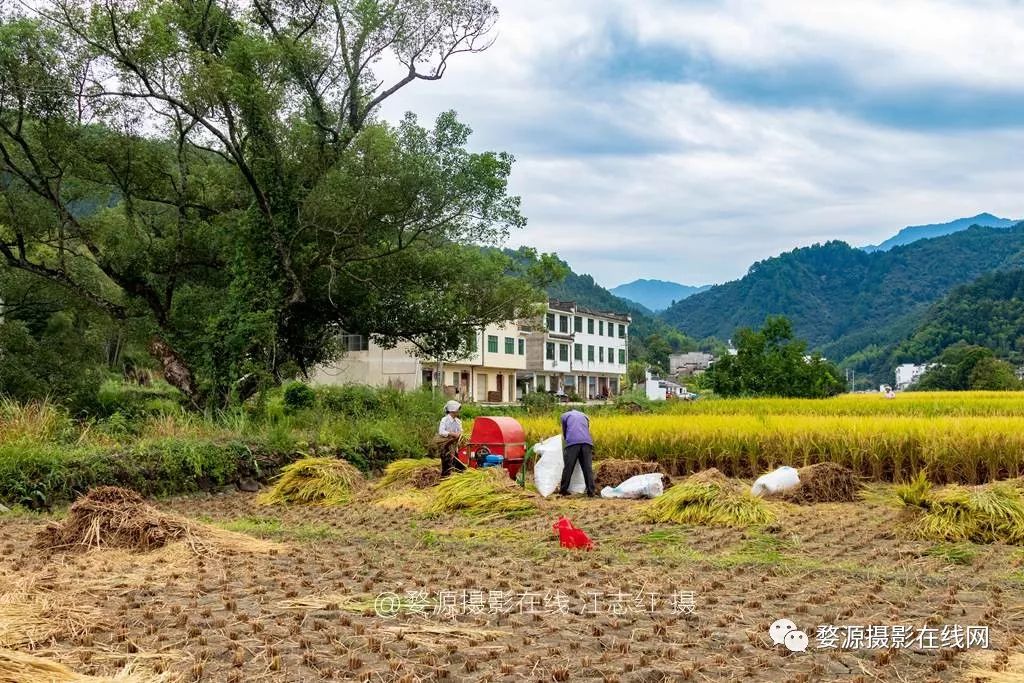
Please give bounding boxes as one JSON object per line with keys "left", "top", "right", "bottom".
{"left": 3, "top": 478, "right": 1022, "bottom": 682}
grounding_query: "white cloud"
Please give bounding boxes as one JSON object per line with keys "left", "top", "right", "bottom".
{"left": 377, "top": 0, "right": 1024, "bottom": 287}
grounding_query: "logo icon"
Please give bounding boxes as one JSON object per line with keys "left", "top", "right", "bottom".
{"left": 769, "top": 618, "right": 809, "bottom": 652}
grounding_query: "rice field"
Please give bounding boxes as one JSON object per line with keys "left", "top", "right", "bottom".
{"left": 517, "top": 392, "right": 1024, "bottom": 484}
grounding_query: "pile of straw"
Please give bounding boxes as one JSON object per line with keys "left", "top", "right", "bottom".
{"left": 258, "top": 457, "right": 364, "bottom": 506}
{"left": 35, "top": 487, "right": 283, "bottom": 555}
{"left": 645, "top": 469, "right": 774, "bottom": 528}
{"left": 426, "top": 468, "right": 535, "bottom": 518}
{"left": 595, "top": 459, "right": 671, "bottom": 490}
{"left": 376, "top": 458, "right": 441, "bottom": 490}
{"left": 35, "top": 487, "right": 190, "bottom": 552}
{"left": 963, "top": 651, "right": 1024, "bottom": 683}
{"left": 776, "top": 463, "right": 861, "bottom": 504}
{"left": 0, "top": 648, "right": 162, "bottom": 682}
{"left": 896, "top": 474, "right": 1024, "bottom": 544}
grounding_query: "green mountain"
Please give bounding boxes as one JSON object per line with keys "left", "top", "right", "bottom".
{"left": 863, "top": 213, "right": 1017, "bottom": 253}
{"left": 660, "top": 223, "right": 1024, "bottom": 365}
{"left": 609, "top": 279, "right": 711, "bottom": 311}
{"left": 893, "top": 269, "right": 1024, "bottom": 366}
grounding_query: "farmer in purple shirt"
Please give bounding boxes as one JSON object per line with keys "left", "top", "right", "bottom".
{"left": 560, "top": 409, "right": 596, "bottom": 497}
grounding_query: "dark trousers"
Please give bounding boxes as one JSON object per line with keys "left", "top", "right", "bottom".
{"left": 432, "top": 436, "right": 462, "bottom": 477}
{"left": 560, "top": 443, "right": 596, "bottom": 496}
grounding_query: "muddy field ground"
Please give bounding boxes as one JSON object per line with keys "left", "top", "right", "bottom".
{"left": 2, "top": 487, "right": 1023, "bottom": 682}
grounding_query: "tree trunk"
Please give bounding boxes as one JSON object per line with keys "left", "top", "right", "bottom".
{"left": 148, "top": 337, "right": 202, "bottom": 407}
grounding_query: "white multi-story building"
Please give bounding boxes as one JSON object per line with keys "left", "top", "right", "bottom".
{"left": 310, "top": 322, "right": 528, "bottom": 403}
{"left": 523, "top": 300, "right": 629, "bottom": 399}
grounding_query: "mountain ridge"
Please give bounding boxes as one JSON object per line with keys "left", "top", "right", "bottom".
{"left": 863, "top": 212, "right": 1017, "bottom": 252}
{"left": 609, "top": 279, "right": 711, "bottom": 311}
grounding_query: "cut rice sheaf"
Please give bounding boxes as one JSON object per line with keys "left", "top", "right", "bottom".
{"left": 426, "top": 467, "right": 535, "bottom": 517}
{"left": 645, "top": 469, "right": 773, "bottom": 528}
{"left": 258, "top": 457, "right": 364, "bottom": 506}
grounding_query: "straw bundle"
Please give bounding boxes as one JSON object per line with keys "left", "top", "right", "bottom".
{"left": 594, "top": 459, "right": 671, "bottom": 490}
{"left": 35, "top": 487, "right": 190, "bottom": 552}
{"left": 895, "top": 473, "right": 1024, "bottom": 544}
{"left": 0, "top": 648, "right": 157, "bottom": 683}
{"left": 376, "top": 458, "right": 441, "bottom": 490}
{"left": 258, "top": 457, "right": 364, "bottom": 506}
{"left": 963, "top": 652, "right": 1024, "bottom": 683}
{"left": 776, "top": 463, "right": 861, "bottom": 504}
{"left": 644, "top": 469, "right": 774, "bottom": 527}
{"left": 426, "top": 468, "right": 535, "bottom": 517}
{"left": 34, "top": 487, "right": 283, "bottom": 556}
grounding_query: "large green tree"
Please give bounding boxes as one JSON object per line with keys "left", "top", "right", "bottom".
{"left": 0, "top": 1, "right": 546, "bottom": 406}
{"left": 705, "top": 316, "right": 845, "bottom": 398}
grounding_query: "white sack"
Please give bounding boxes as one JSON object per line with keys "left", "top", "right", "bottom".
{"left": 600, "top": 472, "right": 665, "bottom": 499}
{"left": 751, "top": 466, "right": 800, "bottom": 497}
{"left": 533, "top": 435, "right": 585, "bottom": 497}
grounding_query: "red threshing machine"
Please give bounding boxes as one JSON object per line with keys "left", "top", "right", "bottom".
{"left": 455, "top": 416, "right": 527, "bottom": 480}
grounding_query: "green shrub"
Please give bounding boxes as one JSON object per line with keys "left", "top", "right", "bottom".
{"left": 521, "top": 391, "right": 557, "bottom": 414}
{"left": 283, "top": 381, "right": 316, "bottom": 411}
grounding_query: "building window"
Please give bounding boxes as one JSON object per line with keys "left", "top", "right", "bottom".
{"left": 609, "top": 323, "right": 616, "bottom": 337}
{"left": 518, "top": 338, "right": 525, "bottom": 355}
{"left": 487, "top": 335, "right": 498, "bottom": 353}
{"left": 608, "top": 347, "right": 614, "bottom": 363}
{"left": 468, "top": 334, "right": 478, "bottom": 352}
{"left": 587, "top": 345, "right": 594, "bottom": 361}
{"left": 504, "top": 337, "right": 514, "bottom": 354}
{"left": 619, "top": 324, "right": 627, "bottom": 338}
{"left": 587, "top": 318, "right": 594, "bottom": 334}
{"left": 574, "top": 316, "right": 582, "bottom": 332}
{"left": 619, "top": 349, "right": 626, "bottom": 364}
{"left": 546, "top": 313, "right": 555, "bottom": 330}
{"left": 545, "top": 342, "right": 555, "bottom": 360}
{"left": 599, "top": 347, "right": 605, "bottom": 362}
{"left": 559, "top": 315, "right": 568, "bottom": 333}
{"left": 339, "top": 334, "right": 369, "bottom": 352}
{"left": 537, "top": 375, "right": 546, "bottom": 392}
{"left": 451, "top": 372, "right": 459, "bottom": 385}
{"left": 599, "top": 320, "right": 604, "bottom": 336}
{"left": 574, "top": 343, "right": 583, "bottom": 361}
{"left": 559, "top": 344, "right": 569, "bottom": 362}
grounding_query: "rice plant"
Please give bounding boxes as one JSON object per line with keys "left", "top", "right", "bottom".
{"left": 899, "top": 480, "right": 1024, "bottom": 544}
{"left": 519, "top": 412, "right": 1024, "bottom": 484}
{"left": 376, "top": 458, "right": 439, "bottom": 490}
{"left": 644, "top": 480, "right": 774, "bottom": 528}
{"left": 258, "top": 457, "right": 364, "bottom": 506}
{"left": 426, "top": 468, "right": 535, "bottom": 518}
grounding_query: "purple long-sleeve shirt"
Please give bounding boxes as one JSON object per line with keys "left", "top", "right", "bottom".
{"left": 561, "top": 410, "right": 593, "bottom": 447}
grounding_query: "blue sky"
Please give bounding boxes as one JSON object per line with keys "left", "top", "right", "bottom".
{"left": 380, "top": 0, "right": 1024, "bottom": 288}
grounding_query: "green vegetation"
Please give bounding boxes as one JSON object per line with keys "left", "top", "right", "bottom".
{"left": 704, "top": 317, "right": 844, "bottom": 398}
{"left": 660, "top": 225, "right": 1024, "bottom": 384}
{"left": 913, "top": 344, "right": 1022, "bottom": 391}
{"left": 0, "top": 0, "right": 551, "bottom": 409}
{"left": 896, "top": 476, "right": 1024, "bottom": 545}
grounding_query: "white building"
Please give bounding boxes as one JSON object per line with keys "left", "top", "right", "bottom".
{"left": 644, "top": 372, "right": 689, "bottom": 401}
{"left": 524, "top": 300, "right": 629, "bottom": 399}
{"left": 894, "top": 363, "right": 933, "bottom": 391}
{"left": 310, "top": 321, "right": 528, "bottom": 403}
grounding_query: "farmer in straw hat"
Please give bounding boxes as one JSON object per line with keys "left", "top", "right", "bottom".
{"left": 433, "top": 400, "right": 465, "bottom": 477}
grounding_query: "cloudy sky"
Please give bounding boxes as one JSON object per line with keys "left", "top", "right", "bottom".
{"left": 380, "top": 0, "right": 1024, "bottom": 288}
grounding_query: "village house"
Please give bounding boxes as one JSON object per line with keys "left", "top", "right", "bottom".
{"left": 522, "top": 300, "right": 630, "bottom": 400}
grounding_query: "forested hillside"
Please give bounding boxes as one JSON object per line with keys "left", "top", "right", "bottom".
{"left": 661, "top": 223, "right": 1024, "bottom": 365}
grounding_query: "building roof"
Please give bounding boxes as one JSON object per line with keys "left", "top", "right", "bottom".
{"left": 548, "top": 299, "right": 631, "bottom": 323}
